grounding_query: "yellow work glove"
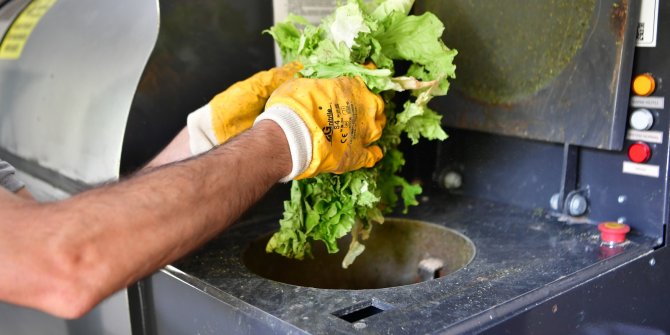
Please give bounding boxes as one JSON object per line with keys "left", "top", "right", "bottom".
{"left": 254, "top": 76, "right": 385, "bottom": 181}
{"left": 187, "top": 62, "right": 302, "bottom": 154}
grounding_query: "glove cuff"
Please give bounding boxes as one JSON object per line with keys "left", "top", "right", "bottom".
{"left": 187, "top": 104, "right": 218, "bottom": 155}
{"left": 254, "top": 104, "right": 312, "bottom": 182}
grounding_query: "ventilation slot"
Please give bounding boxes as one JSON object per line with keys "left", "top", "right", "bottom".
{"left": 332, "top": 299, "right": 393, "bottom": 323}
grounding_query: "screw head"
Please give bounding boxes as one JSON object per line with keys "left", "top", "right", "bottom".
{"left": 568, "top": 194, "right": 588, "bottom": 216}
{"left": 550, "top": 193, "right": 560, "bottom": 211}
{"left": 442, "top": 171, "right": 462, "bottom": 189}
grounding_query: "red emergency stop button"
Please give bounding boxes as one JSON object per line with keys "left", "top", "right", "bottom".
{"left": 632, "top": 73, "right": 656, "bottom": 96}
{"left": 628, "top": 142, "right": 651, "bottom": 163}
{"left": 598, "top": 222, "right": 630, "bottom": 244}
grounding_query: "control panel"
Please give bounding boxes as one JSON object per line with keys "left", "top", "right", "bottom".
{"left": 623, "top": 73, "right": 665, "bottom": 178}
{"left": 580, "top": 1, "right": 669, "bottom": 240}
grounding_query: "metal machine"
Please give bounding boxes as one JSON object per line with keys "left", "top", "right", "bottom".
{"left": 0, "top": 0, "right": 668, "bottom": 334}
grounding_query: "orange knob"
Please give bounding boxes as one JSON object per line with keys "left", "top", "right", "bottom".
{"left": 632, "top": 73, "right": 656, "bottom": 96}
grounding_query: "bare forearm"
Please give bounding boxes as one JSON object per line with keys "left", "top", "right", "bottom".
{"left": 94, "top": 121, "right": 290, "bottom": 263}
{"left": 15, "top": 187, "right": 33, "bottom": 200}
{"left": 0, "top": 121, "right": 290, "bottom": 318}
{"left": 144, "top": 127, "right": 192, "bottom": 169}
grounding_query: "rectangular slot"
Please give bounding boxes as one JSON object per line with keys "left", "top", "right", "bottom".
{"left": 337, "top": 305, "right": 384, "bottom": 323}
{"left": 332, "top": 299, "right": 393, "bottom": 323}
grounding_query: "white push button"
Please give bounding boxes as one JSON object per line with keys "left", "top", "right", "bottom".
{"left": 630, "top": 109, "right": 654, "bottom": 130}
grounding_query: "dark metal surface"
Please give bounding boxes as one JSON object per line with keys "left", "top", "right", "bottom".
{"left": 148, "top": 269, "right": 307, "bottom": 335}
{"left": 242, "top": 219, "right": 476, "bottom": 289}
{"left": 558, "top": 144, "right": 580, "bottom": 213}
{"left": 481, "top": 236, "right": 670, "bottom": 334}
{"left": 434, "top": 129, "right": 565, "bottom": 211}
{"left": 120, "top": 0, "right": 276, "bottom": 174}
{"left": 127, "top": 0, "right": 670, "bottom": 334}
{"left": 155, "top": 194, "right": 655, "bottom": 334}
{"left": 415, "top": 0, "right": 639, "bottom": 150}
{"left": 127, "top": 281, "right": 154, "bottom": 335}
{"left": 434, "top": 89, "right": 669, "bottom": 240}
{"left": 578, "top": 3, "right": 670, "bottom": 240}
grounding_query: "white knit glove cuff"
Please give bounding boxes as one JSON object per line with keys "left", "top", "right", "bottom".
{"left": 186, "top": 104, "right": 218, "bottom": 155}
{"left": 254, "top": 104, "right": 312, "bottom": 182}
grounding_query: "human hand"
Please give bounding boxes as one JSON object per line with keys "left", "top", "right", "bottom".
{"left": 255, "top": 76, "right": 386, "bottom": 181}
{"left": 187, "top": 62, "right": 302, "bottom": 154}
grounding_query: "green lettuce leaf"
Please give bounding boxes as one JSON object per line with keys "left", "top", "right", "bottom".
{"left": 370, "top": 0, "right": 414, "bottom": 20}
{"left": 265, "top": 0, "right": 456, "bottom": 267}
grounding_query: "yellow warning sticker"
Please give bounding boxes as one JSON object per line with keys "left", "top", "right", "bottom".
{"left": 0, "top": 0, "right": 58, "bottom": 60}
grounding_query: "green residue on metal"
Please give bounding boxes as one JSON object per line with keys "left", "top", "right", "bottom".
{"left": 417, "top": 0, "right": 596, "bottom": 104}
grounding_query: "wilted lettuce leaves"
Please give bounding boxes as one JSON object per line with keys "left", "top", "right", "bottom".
{"left": 264, "top": 0, "right": 456, "bottom": 267}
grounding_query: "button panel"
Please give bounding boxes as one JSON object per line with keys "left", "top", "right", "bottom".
{"left": 623, "top": 72, "right": 664, "bottom": 177}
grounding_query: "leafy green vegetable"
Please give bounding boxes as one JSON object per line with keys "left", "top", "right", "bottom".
{"left": 264, "top": 0, "right": 456, "bottom": 267}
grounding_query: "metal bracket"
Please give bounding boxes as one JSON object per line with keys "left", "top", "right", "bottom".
{"left": 557, "top": 144, "right": 580, "bottom": 213}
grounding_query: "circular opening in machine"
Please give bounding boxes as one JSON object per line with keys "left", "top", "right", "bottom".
{"left": 242, "top": 218, "right": 476, "bottom": 289}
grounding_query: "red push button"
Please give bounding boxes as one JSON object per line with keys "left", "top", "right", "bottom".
{"left": 628, "top": 142, "right": 651, "bottom": 163}
{"left": 598, "top": 222, "right": 630, "bottom": 244}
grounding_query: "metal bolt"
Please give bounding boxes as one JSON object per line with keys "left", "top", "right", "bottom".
{"left": 567, "top": 194, "right": 588, "bottom": 216}
{"left": 650, "top": 258, "right": 656, "bottom": 266}
{"left": 550, "top": 193, "right": 560, "bottom": 211}
{"left": 353, "top": 322, "right": 367, "bottom": 330}
{"left": 442, "top": 171, "right": 462, "bottom": 190}
{"left": 617, "top": 195, "right": 627, "bottom": 203}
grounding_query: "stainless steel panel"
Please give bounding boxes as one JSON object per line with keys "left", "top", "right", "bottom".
{"left": 0, "top": 291, "right": 131, "bottom": 335}
{"left": 121, "top": 0, "right": 277, "bottom": 172}
{"left": 0, "top": 1, "right": 159, "bottom": 333}
{"left": 0, "top": 0, "right": 31, "bottom": 36}
{"left": 0, "top": 0, "right": 159, "bottom": 184}
{"left": 15, "top": 168, "right": 69, "bottom": 201}
{"left": 149, "top": 269, "right": 307, "bottom": 335}
{"left": 0, "top": 302, "right": 68, "bottom": 335}
{"left": 66, "top": 291, "right": 132, "bottom": 335}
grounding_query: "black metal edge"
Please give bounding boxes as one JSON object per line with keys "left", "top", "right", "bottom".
{"left": 0, "top": 147, "right": 91, "bottom": 194}
{"left": 157, "top": 266, "right": 309, "bottom": 334}
{"left": 443, "top": 245, "right": 655, "bottom": 334}
{"left": 558, "top": 144, "right": 580, "bottom": 213}
{"left": 128, "top": 280, "right": 156, "bottom": 335}
{"left": 608, "top": 0, "right": 642, "bottom": 150}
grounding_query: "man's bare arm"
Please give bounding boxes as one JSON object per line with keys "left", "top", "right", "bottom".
{"left": 15, "top": 187, "right": 33, "bottom": 200}
{"left": 144, "top": 127, "right": 191, "bottom": 169}
{"left": 0, "top": 120, "right": 290, "bottom": 319}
